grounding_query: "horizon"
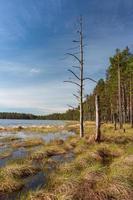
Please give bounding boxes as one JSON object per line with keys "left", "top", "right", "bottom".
{"left": 0, "top": 0, "right": 133, "bottom": 115}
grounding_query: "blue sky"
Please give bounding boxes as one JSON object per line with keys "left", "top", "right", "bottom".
{"left": 0, "top": 0, "right": 133, "bottom": 114}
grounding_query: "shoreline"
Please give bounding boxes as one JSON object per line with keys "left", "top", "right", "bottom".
{"left": 0, "top": 124, "right": 65, "bottom": 133}
{"left": 0, "top": 120, "right": 80, "bottom": 133}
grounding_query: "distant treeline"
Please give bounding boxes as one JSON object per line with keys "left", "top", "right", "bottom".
{"left": 0, "top": 112, "right": 38, "bottom": 119}
{"left": 42, "top": 109, "right": 80, "bottom": 120}
{"left": 0, "top": 112, "right": 79, "bottom": 120}
{"left": 0, "top": 111, "right": 79, "bottom": 120}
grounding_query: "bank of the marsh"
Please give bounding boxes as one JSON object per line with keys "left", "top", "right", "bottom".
{"left": 0, "top": 122, "right": 133, "bottom": 200}
{"left": 0, "top": 124, "right": 76, "bottom": 199}
{"left": 27, "top": 122, "right": 133, "bottom": 200}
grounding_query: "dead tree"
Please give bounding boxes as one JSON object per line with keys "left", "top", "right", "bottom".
{"left": 64, "top": 16, "right": 97, "bottom": 138}
{"left": 95, "top": 95, "right": 101, "bottom": 142}
{"left": 64, "top": 16, "right": 84, "bottom": 138}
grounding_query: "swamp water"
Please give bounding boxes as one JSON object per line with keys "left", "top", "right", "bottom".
{"left": 0, "top": 121, "right": 75, "bottom": 200}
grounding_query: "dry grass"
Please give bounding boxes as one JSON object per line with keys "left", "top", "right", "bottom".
{"left": 0, "top": 150, "right": 12, "bottom": 159}
{"left": 0, "top": 175, "right": 23, "bottom": 193}
{"left": 1, "top": 162, "right": 40, "bottom": 178}
{"left": 0, "top": 122, "right": 132, "bottom": 199}
{"left": 30, "top": 143, "right": 68, "bottom": 162}
{"left": 0, "top": 125, "right": 66, "bottom": 133}
{"left": 28, "top": 122, "right": 133, "bottom": 200}
{"left": 12, "top": 138, "right": 44, "bottom": 148}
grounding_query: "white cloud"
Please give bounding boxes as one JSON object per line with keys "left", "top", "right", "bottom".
{"left": 30, "top": 68, "right": 41, "bottom": 74}
{"left": 0, "top": 61, "right": 41, "bottom": 76}
{"left": 0, "top": 82, "right": 77, "bottom": 114}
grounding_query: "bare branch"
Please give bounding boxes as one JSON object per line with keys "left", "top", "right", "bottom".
{"left": 83, "top": 77, "right": 97, "bottom": 83}
{"left": 76, "top": 89, "right": 80, "bottom": 94}
{"left": 73, "top": 93, "right": 80, "bottom": 100}
{"left": 72, "top": 40, "right": 80, "bottom": 43}
{"left": 67, "top": 46, "right": 80, "bottom": 51}
{"left": 68, "top": 69, "right": 80, "bottom": 80}
{"left": 72, "top": 52, "right": 80, "bottom": 55}
{"left": 72, "top": 66, "right": 80, "bottom": 69}
{"left": 66, "top": 53, "right": 81, "bottom": 63}
{"left": 64, "top": 80, "right": 80, "bottom": 87}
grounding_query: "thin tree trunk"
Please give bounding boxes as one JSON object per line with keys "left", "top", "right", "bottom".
{"left": 114, "top": 113, "right": 117, "bottom": 130}
{"left": 110, "top": 102, "right": 113, "bottom": 123}
{"left": 122, "top": 84, "right": 126, "bottom": 124}
{"left": 117, "top": 53, "right": 123, "bottom": 129}
{"left": 80, "top": 17, "right": 84, "bottom": 138}
{"left": 95, "top": 95, "right": 101, "bottom": 142}
{"left": 130, "top": 74, "right": 133, "bottom": 128}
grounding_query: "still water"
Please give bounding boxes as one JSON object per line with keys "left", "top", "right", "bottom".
{"left": 0, "top": 119, "right": 66, "bottom": 127}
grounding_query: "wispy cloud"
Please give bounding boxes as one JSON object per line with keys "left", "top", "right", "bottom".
{"left": 0, "top": 82, "right": 77, "bottom": 114}
{"left": 30, "top": 68, "right": 41, "bottom": 74}
{"left": 0, "top": 61, "right": 41, "bottom": 75}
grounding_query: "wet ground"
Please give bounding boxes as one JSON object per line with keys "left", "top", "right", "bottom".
{"left": 0, "top": 129, "right": 75, "bottom": 200}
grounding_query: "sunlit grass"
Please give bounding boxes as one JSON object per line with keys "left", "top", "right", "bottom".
{"left": 12, "top": 138, "right": 44, "bottom": 148}
{"left": 0, "top": 150, "right": 12, "bottom": 159}
{"left": 0, "top": 124, "right": 66, "bottom": 133}
{"left": 0, "top": 121, "right": 132, "bottom": 199}
{"left": 28, "top": 122, "right": 133, "bottom": 200}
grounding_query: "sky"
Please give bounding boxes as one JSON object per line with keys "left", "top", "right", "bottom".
{"left": 0, "top": 0, "right": 133, "bottom": 115}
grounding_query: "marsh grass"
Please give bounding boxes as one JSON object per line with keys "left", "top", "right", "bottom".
{"left": 0, "top": 163, "right": 25, "bottom": 193}
{"left": 0, "top": 136, "right": 20, "bottom": 143}
{"left": 0, "top": 155, "right": 41, "bottom": 194}
{"left": 0, "top": 122, "right": 132, "bottom": 199}
{"left": 28, "top": 122, "right": 133, "bottom": 200}
{"left": 0, "top": 150, "right": 12, "bottom": 159}
{"left": 12, "top": 138, "right": 44, "bottom": 148}
{"left": 0, "top": 125, "right": 65, "bottom": 134}
{"left": 30, "top": 141, "right": 70, "bottom": 162}
{"left": 25, "top": 125, "right": 64, "bottom": 133}
{"left": 1, "top": 162, "right": 40, "bottom": 178}
{"left": 0, "top": 174, "right": 24, "bottom": 193}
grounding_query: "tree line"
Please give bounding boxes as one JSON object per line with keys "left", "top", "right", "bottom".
{"left": 0, "top": 111, "right": 79, "bottom": 120}
{"left": 44, "top": 47, "right": 133, "bottom": 128}
{"left": 0, "top": 112, "right": 37, "bottom": 120}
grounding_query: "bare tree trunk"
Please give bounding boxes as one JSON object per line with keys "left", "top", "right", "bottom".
{"left": 127, "top": 95, "right": 130, "bottom": 123}
{"left": 117, "top": 53, "right": 123, "bottom": 129}
{"left": 110, "top": 102, "right": 113, "bottom": 123}
{"left": 130, "top": 74, "right": 133, "bottom": 128}
{"left": 121, "top": 84, "right": 127, "bottom": 124}
{"left": 95, "top": 95, "right": 101, "bottom": 142}
{"left": 64, "top": 16, "right": 85, "bottom": 138}
{"left": 80, "top": 17, "right": 84, "bottom": 138}
{"left": 65, "top": 16, "right": 97, "bottom": 137}
{"left": 114, "top": 113, "right": 117, "bottom": 130}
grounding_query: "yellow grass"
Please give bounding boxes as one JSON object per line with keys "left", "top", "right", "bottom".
{"left": 28, "top": 122, "right": 133, "bottom": 200}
